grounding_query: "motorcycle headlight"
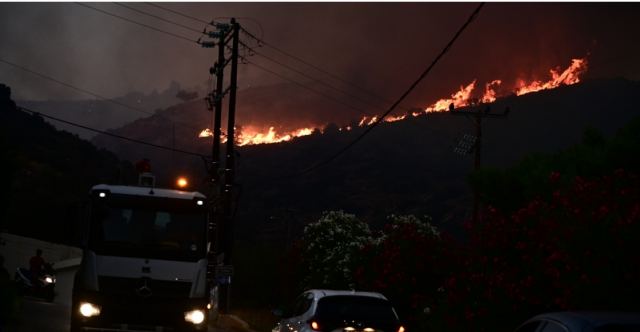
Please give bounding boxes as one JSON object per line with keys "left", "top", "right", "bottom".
{"left": 184, "top": 309, "right": 205, "bottom": 325}
{"left": 44, "top": 276, "right": 54, "bottom": 284}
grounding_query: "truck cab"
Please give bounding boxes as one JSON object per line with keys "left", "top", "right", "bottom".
{"left": 71, "top": 183, "right": 210, "bottom": 332}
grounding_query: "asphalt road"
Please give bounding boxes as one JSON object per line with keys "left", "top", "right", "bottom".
{"left": 5, "top": 297, "right": 70, "bottom": 332}
{"left": 1, "top": 268, "right": 231, "bottom": 332}
{"left": 4, "top": 297, "right": 234, "bottom": 332}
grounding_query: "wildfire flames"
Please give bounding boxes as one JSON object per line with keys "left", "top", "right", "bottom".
{"left": 199, "top": 57, "right": 588, "bottom": 146}
{"left": 237, "top": 126, "right": 314, "bottom": 146}
{"left": 515, "top": 58, "right": 587, "bottom": 95}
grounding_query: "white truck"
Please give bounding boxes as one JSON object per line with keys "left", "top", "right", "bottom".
{"left": 70, "top": 182, "right": 211, "bottom": 332}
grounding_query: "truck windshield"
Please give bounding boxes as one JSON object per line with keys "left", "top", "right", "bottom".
{"left": 89, "top": 194, "right": 206, "bottom": 262}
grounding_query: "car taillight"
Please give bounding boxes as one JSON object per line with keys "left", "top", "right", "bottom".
{"left": 310, "top": 320, "right": 320, "bottom": 331}
{"left": 397, "top": 326, "right": 406, "bottom": 332}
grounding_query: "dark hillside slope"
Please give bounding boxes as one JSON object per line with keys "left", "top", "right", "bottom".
{"left": 89, "top": 79, "right": 640, "bottom": 237}
{"left": 233, "top": 79, "right": 640, "bottom": 236}
{"left": 0, "top": 84, "right": 135, "bottom": 244}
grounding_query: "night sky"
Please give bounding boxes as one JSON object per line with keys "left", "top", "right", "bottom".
{"left": 1, "top": 3, "right": 640, "bottom": 124}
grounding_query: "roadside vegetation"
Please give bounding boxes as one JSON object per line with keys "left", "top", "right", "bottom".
{"left": 291, "top": 116, "right": 640, "bottom": 332}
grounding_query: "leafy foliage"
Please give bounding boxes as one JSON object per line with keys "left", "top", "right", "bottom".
{"left": 443, "top": 116, "right": 640, "bottom": 331}
{"left": 354, "top": 214, "right": 445, "bottom": 330}
{"left": 444, "top": 169, "right": 640, "bottom": 332}
{"left": 471, "top": 117, "right": 640, "bottom": 213}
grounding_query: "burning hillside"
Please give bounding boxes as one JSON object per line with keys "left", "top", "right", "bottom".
{"left": 199, "top": 57, "right": 588, "bottom": 146}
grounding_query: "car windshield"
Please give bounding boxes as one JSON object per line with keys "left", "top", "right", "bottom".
{"left": 89, "top": 194, "right": 206, "bottom": 261}
{"left": 315, "top": 295, "right": 399, "bottom": 323}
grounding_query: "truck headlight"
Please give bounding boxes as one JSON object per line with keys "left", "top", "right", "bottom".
{"left": 79, "top": 302, "right": 101, "bottom": 317}
{"left": 184, "top": 309, "right": 205, "bottom": 325}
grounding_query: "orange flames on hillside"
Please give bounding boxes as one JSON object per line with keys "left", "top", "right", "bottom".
{"left": 199, "top": 57, "right": 588, "bottom": 146}
{"left": 237, "top": 126, "right": 314, "bottom": 146}
{"left": 198, "top": 126, "right": 315, "bottom": 146}
{"left": 515, "top": 58, "right": 587, "bottom": 96}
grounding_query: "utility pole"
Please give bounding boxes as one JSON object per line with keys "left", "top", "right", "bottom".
{"left": 219, "top": 18, "right": 240, "bottom": 313}
{"left": 200, "top": 19, "right": 238, "bottom": 313}
{"left": 451, "top": 104, "right": 509, "bottom": 223}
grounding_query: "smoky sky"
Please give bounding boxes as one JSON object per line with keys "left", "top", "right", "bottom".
{"left": 1, "top": 2, "right": 640, "bottom": 113}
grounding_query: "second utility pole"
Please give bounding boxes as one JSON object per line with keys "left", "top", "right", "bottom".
{"left": 451, "top": 104, "right": 509, "bottom": 223}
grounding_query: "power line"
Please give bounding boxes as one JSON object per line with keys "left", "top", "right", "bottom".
{"left": 1, "top": 58, "right": 154, "bottom": 117}
{"left": 240, "top": 41, "right": 386, "bottom": 113}
{"left": 145, "top": 2, "right": 213, "bottom": 26}
{"left": 101, "top": 2, "right": 417, "bottom": 120}
{"left": 72, "top": 2, "right": 468, "bottom": 162}
{"left": 143, "top": 3, "right": 263, "bottom": 40}
{"left": 240, "top": 27, "right": 414, "bottom": 113}
{"left": 296, "top": 2, "right": 485, "bottom": 176}
{"left": 128, "top": 3, "right": 411, "bottom": 114}
{"left": 244, "top": 59, "right": 368, "bottom": 116}
{"left": 0, "top": 57, "right": 203, "bottom": 131}
{"left": 18, "top": 105, "right": 207, "bottom": 158}
{"left": 75, "top": 2, "right": 199, "bottom": 44}
{"left": 144, "top": 2, "right": 265, "bottom": 43}
{"left": 219, "top": 17, "right": 264, "bottom": 40}
{"left": 114, "top": 2, "right": 205, "bottom": 34}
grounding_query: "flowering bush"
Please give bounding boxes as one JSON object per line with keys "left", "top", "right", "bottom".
{"left": 444, "top": 169, "right": 640, "bottom": 332}
{"left": 354, "top": 215, "right": 445, "bottom": 330}
{"left": 300, "top": 210, "right": 373, "bottom": 289}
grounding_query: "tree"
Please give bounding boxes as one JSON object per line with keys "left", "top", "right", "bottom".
{"left": 470, "top": 117, "right": 640, "bottom": 214}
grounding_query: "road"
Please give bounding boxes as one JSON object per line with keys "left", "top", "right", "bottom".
{"left": 5, "top": 298, "right": 234, "bottom": 332}
{"left": 4, "top": 297, "right": 231, "bottom": 332}
{"left": 1, "top": 264, "right": 239, "bottom": 332}
{"left": 5, "top": 297, "right": 70, "bottom": 332}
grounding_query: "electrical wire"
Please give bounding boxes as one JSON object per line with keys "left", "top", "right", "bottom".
{"left": 18, "top": 105, "right": 208, "bottom": 158}
{"left": 119, "top": 3, "right": 368, "bottom": 116}
{"left": 75, "top": 2, "right": 199, "bottom": 44}
{"left": 95, "top": 2, "right": 416, "bottom": 121}
{"left": 129, "top": 3, "right": 411, "bottom": 114}
{"left": 294, "top": 2, "right": 486, "bottom": 176}
{"left": 240, "top": 41, "right": 387, "bottom": 112}
{"left": 0, "top": 57, "right": 203, "bottom": 131}
{"left": 244, "top": 59, "right": 368, "bottom": 116}
{"left": 240, "top": 27, "right": 415, "bottom": 113}
{"left": 114, "top": 2, "right": 205, "bottom": 34}
{"left": 145, "top": 2, "right": 214, "bottom": 26}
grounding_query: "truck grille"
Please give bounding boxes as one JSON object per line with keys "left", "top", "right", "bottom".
{"left": 98, "top": 276, "right": 191, "bottom": 299}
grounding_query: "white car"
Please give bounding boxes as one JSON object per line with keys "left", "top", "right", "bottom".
{"left": 274, "top": 289, "right": 405, "bottom": 332}
{"left": 515, "top": 311, "right": 640, "bottom": 332}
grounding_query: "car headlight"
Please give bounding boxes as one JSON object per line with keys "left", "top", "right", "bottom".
{"left": 79, "top": 302, "right": 101, "bottom": 318}
{"left": 184, "top": 309, "right": 205, "bottom": 325}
